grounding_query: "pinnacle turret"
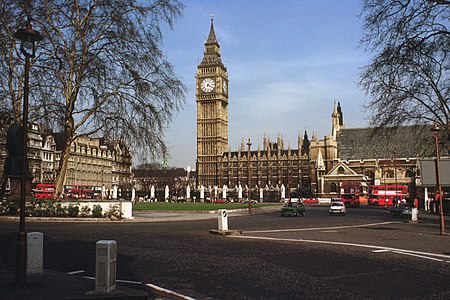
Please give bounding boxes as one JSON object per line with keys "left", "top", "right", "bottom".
{"left": 199, "top": 15, "right": 224, "bottom": 68}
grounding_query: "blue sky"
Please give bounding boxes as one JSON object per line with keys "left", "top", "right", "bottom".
{"left": 161, "top": 0, "right": 371, "bottom": 169}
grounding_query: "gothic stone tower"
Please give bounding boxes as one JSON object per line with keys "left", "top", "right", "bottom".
{"left": 196, "top": 17, "right": 229, "bottom": 187}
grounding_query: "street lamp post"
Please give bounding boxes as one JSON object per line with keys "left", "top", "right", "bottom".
{"left": 393, "top": 148, "right": 398, "bottom": 206}
{"left": 431, "top": 123, "right": 445, "bottom": 235}
{"left": 247, "top": 139, "right": 252, "bottom": 215}
{"left": 14, "top": 19, "right": 43, "bottom": 285}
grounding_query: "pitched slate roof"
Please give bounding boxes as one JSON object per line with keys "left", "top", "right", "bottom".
{"left": 337, "top": 125, "right": 435, "bottom": 160}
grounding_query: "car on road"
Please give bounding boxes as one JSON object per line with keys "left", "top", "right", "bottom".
{"left": 329, "top": 201, "right": 346, "bottom": 216}
{"left": 281, "top": 201, "right": 305, "bottom": 217}
{"left": 241, "top": 198, "right": 258, "bottom": 204}
{"left": 391, "top": 204, "right": 412, "bottom": 217}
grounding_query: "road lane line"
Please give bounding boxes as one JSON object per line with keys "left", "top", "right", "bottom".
{"left": 391, "top": 251, "right": 444, "bottom": 262}
{"left": 372, "top": 249, "right": 390, "bottom": 253}
{"left": 244, "top": 221, "right": 399, "bottom": 233}
{"left": 66, "top": 270, "right": 85, "bottom": 275}
{"left": 80, "top": 275, "right": 193, "bottom": 298}
{"left": 80, "top": 276, "right": 143, "bottom": 285}
{"left": 232, "top": 235, "right": 450, "bottom": 261}
{"left": 117, "top": 279, "right": 143, "bottom": 284}
{"left": 146, "top": 283, "right": 196, "bottom": 300}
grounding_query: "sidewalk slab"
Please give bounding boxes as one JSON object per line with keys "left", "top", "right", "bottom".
{"left": 0, "top": 270, "right": 148, "bottom": 300}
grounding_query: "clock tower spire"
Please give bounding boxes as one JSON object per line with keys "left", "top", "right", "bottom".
{"left": 196, "top": 16, "right": 229, "bottom": 188}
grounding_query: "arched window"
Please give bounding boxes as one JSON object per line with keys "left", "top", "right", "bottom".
{"left": 330, "top": 183, "right": 338, "bottom": 193}
{"left": 385, "top": 171, "right": 394, "bottom": 178}
{"left": 406, "top": 169, "right": 415, "bottom": 178}
{"left": 338, "top": 166, "right": 345, "bottom": 175}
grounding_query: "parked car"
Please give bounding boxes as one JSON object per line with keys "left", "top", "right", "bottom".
{"left": 241, "top": 198, "right": 258, "bottom": 204}
{"left": 214, "top": 199, "right": 228, "bottom": 204}
{"left": 302, "top": 198, "right": 319, "bottom": 204}
{"left": 329, "top": 201, "right": 346, "bottom": 216}
{"left": 281, "top": 201, "right": 306, "bottom": 217}
{"left": 391, "top": 204, "right": 412, "bottom": 217}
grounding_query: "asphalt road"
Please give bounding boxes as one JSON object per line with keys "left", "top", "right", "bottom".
{"left": 1, "top": 205, "right": 449, "bottom": 299}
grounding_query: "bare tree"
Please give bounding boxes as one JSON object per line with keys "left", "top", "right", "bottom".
{"left": 360, "top": 0, "right": 450, "bottom": 139}
{"left": 1, "top": 0, "right": 186, "bottom": 199}
{"left": 0, "top": 0, "right": 26, "bottom": 123}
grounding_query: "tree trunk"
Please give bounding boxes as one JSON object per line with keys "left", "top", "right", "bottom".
{"left": 0, "top": 173, "right": 7, "bottom": 201}
{"left": 53, "top": 137, "right": 73, "bottom": 200}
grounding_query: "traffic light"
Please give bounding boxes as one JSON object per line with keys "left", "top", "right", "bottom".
{"left": 4, "top": 123, "right": 24, "bottom": 178}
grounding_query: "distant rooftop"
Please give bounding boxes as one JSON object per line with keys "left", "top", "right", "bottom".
{"left": 337, "top": 125, "right": 435, "bottom": 160}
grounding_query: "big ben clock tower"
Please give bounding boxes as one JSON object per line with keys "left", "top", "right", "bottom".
{"left": 196, "top": 16, "right": 229, "bottom": 188}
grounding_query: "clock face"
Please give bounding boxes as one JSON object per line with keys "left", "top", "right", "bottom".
{"left": 201, "top": 78, "right": 215, "bottom": 92}
{"left": 222, "top": 81, "right": 228, "bottom": 94}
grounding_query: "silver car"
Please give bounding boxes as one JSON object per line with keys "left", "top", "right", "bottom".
{"left": 329, "top": 201, "right": 346, "bottom": 216}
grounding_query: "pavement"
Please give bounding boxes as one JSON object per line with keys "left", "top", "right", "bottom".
{"left": 0, "top": 205, "right": 445, "bottom": 299}
{"left": 0, "top": 270, "right": 149, "bottom": 300}
{"left": 0, "top": 205, "right": 278, "bottom": 300}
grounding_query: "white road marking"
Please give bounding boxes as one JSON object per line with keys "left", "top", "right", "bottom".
{"left": 244, "top": 221, "right": 399, "bottom": 234}
{"left": 391, "top": 251, "right": 444, "bottom": 262}
{"left": 372, "top": 249, "right": 390, "bottom": 253}
{"left": 81, "top": 276, "right": 142, "bottom": 284}
{"left": 66, "top": 270, "right": 85, "bottom": 275}
{"left": 146, "top": 283, "right": 196, "bottom": 300}
{"left": 80, "top": 275, "right": 195, "bottom": 299}
{"left": 83, "top": 276, "right": 95, "bottom": 280}
{"left": 116, "top": 279, "right": 142, "bottom": 284}
{"left": 232, "top": 235, "right": 450, "bottom": 261}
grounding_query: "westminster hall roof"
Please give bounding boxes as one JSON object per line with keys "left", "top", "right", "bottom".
{"left": 336, "top": 125, "right": 436, "bottom": 160}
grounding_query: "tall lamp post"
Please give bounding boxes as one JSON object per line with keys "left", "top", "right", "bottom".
{"left": 393, "top": 148, "right": 398, "bottom": 206}
{"left": 431, "top": 123, "right": 445, "bottom": 235}
{"left": 247, "top": 139, "right": 252, "bottom": 215}
{"left": 14, "top": 19, "right": 43, "bottom": 285}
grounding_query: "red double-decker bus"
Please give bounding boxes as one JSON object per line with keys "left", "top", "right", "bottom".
{"left": 368, "top": 185, "right": 408, "bottom": 206}
{"left": 340, "top": 182, "right": 361, "bottom": 207}
{"left": 33, "top": 183, "right": 54, "bottom": 199}
{"left": 33, "top": 184, "right": 96, "bottom": 199}
{"left": 65, "top": 185, "right": 94, "bottom": 199}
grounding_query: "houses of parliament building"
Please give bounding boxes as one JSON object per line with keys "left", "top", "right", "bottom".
{"left": 196, "top": 17, "right": 438, "bottom": 200}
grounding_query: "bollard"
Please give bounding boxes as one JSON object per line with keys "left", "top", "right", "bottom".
{"left": 411, "top": 208, "right": 418, "bottom": 222}
{"left": 218, "top": 209, "right": 228, "bottom": 232}
{"left": 27, "top": 232, "right": 43, "bottom": 274}
{"left": 95, "top": 240, "right": 117, "bottom": 293}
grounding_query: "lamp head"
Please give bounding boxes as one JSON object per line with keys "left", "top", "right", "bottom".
{"left": 431, "top": 123, "right": 441, "bottom": 137}
{"left": 13, "top": 20, "right": 43, "bottom": 58}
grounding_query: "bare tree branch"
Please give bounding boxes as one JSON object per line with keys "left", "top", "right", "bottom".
{"left": 0, "top": 0, "right": 186, "bottom": 198}
{"left": 360, "top": 0, "right": 450, "bottom": 147}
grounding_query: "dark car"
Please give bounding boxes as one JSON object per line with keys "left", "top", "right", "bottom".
{"left": 391, "top": 204, "right": 412, "bottom": 217}
{"left": 281, "top": 201, "right": 305, "bottom": 217}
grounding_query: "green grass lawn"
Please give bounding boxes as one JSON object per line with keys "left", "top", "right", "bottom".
{"left": 133, "top": 201, "right": 273, "bottom": 211}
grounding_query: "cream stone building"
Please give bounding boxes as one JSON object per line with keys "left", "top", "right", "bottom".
{"left": 0, "top": 115, "right": 132, "bottom": 199}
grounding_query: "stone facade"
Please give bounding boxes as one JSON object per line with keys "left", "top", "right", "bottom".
{"left": 53, "top": 135, "right": 132, "bottom": 198}
{"left": 0, "top": 115, "right": 132, "bottom": 199}
{"left": 310, "top": 102, "right": 438, "bottom": 200}
{"left": 196, "top": 17, "right": 229, "bottom": 188}
{"left": 217, "top": 135, "right": 311, "bottom": 199}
